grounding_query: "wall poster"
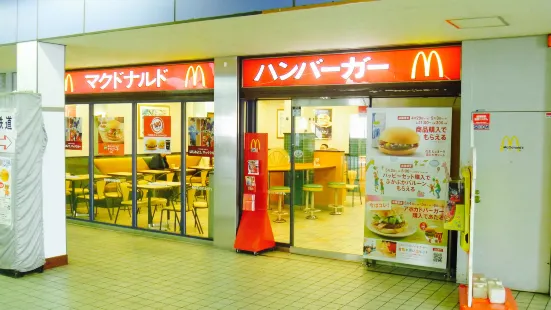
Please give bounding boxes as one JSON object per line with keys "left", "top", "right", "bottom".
{"left": 187, "top": 116, "right": 214, "bottom": 157}
{"left": 65, "top": 117, "right": 83, "bottom": 150}
{"left": 0, "top": 157, "right": 12, "bottom": 226}
{"left": 143, "top": 116, "right": 171, "bottom": 154}
{"left": 96, "top": 117, "right": 125, "bottom": 156}
{"left": 363, "top": 107, "right": 452, "bottom": 269}
{"left": 313, "top": 108, "right": 332, "bottom": 139}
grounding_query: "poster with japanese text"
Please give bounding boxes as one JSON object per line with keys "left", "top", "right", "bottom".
{"left": 143, "top": 116, "right": 171, "bottom": 154}
{"left": 65, "top": 117, "right": 83, "bottom": 150}
{"left": 187, "top": 117, "right": 214, "bottom": 157}
{"left": 96, "top": 117, "right": 125, "bottom": 156}
{"left": 364, "top": 108, "right": 452, "bottom": 269}
{"left": 313, "top": 109, "right": 332, "bottom": 139}
{"left": 0, "top": 157, "right": 12, "bottom": 226}
{"left": 0, "top": 109, "right": 16, "bottom": 153}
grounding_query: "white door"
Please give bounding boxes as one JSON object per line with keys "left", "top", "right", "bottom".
{"left": 473, "top": 111, "right": 551, "bottom": 293}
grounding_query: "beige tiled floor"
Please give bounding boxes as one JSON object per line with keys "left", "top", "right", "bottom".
{"left": 270, "top": 194, "right": 364, "bottom": 254}
{"left": 0, "top": 224, "right": 549, "bottom": 310}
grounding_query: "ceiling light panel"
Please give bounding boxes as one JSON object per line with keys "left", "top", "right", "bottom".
{"left": 446, "top": 16, "right": 508, "bottom": 29}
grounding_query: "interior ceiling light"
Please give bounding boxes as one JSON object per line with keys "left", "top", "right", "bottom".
{"left": 446, "top": 17, "right": 508, "bottom": 29}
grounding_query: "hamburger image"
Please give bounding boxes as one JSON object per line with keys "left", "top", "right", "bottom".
{"left": 371, "top": 206, "right": 408, "bottom": 234}
{"left": 145, "top": 139, "right": 157, "bottom": 150}
{"left": 106, "top": 120, "right": 123, "bottom": 142}
{"left": 0, "top": 169, "right": 8, "bottom": 182}
{"left": 316, "top": 114, "right": 331, "bottom": 127}
{"left": 158, "top": 140, "right": 166, "bottom": 149}
{"left": 378, "top": 127, "right": 420, "bottom": 156}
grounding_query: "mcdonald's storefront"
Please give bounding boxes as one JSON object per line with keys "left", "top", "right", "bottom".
{"left": 63, "top": 60, "right": 218, "bottom": 240}
{"left": 239, "top": 44, "right": 464, "bottom": 274}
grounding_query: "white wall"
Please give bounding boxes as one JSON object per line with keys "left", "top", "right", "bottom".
{"left": 457, "top": 35, "right": 551, "bottom": 283}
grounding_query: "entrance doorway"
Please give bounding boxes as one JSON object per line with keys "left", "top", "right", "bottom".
{"left": 253, "top": 96, "right": 461, "bottom": 262}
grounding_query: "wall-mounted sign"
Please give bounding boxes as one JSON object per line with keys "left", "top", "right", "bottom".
{"left": 242, "top": 46, "right": 461, "bottom": 88}
{"left": 96, "top": 117, "right": 125, "bottom": 156}
{"left": 65, "top": 117, "right": 83, "bottom": 150}
{"left": 187, "top": 117, "right": 214, "bottom": 157}
{"left": 0, "top": 110, "right": 16, "bottom": 154}
{"left": 65, "top": 62, "right": 215, "bottom": 94}
{"left": 143, "top": 116, "right": 171, "bottom": 154}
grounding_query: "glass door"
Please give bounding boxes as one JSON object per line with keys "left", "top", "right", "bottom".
{"left": 289, "top": 98, "right": 368, "bottom": 256}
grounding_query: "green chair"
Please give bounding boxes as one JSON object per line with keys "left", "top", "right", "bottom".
{"left": 303, "top": 184, "right": 323, "bottom": 220}
{"left": 328, "top": 182, "right": 347, "bottom": 215}
{"left": 269, "top": 186, "right": 290, "bottom": 223}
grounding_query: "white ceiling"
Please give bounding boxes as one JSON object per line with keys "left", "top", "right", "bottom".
{"left": 1, "top": 0, "right": 551, "bottom": 71}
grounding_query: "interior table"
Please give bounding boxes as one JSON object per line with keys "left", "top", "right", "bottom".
{"left": 65, "top": 174, "right": 110, "bottom": 217}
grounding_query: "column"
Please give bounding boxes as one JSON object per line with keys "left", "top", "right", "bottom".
{"left": 212, "top": 57, "right": 239, "bottom": 249}
{"left": 17, "top": 41, "right": 67, "bottom": 267}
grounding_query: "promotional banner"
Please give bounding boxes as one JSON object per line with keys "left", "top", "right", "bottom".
{"left": 65, "top": 117, "right": 83, "bottom": 150}
{"left": 96, "top": 117, "right": 125, "bottom": 156}
{"left": 364, "top": 107, "right": 452, "bottom": 269}
{"left": 0, "top": 157, "right": 12, "bottom": 226}
{"left": 143, "top": 116, "right": 171, "bottom": 154}
{"left": 187, "top": 117, "right": 214, "bottom": 157}
{"left": 313, "top": 108, "right": 332, "bottom": 139}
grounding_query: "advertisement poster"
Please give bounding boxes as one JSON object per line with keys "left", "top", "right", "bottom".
{"left": 96, "top": 117, "right": 125, "bottom": 156}
{"left": 364, "top": 107, "right": 452, "bottom": 269}
{"left": 313, "top": 109, "right": 332, "bottom": 139}
{"left": 143, "top": 116, "right": 171, "bottom": 154}
{"left": 0, "top": 157, "right": 12, "bottom": 226}
{"left": 187, "top": 117, "right": 214, "bottom": 157}
{"left": 65, "top": 117, "right": 83, "bottom": 150}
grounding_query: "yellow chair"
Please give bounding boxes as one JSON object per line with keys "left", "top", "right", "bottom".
{"left": 269, "top": 186, "right": 290, "bottom": 223}
{"left": 303, "top": 184, "right": 323, "bottom": 220}
{"left": 268, "top": 148, "right": 290, "bottom": 166}
{"left": 327, "top": 182, "right": 347, "bottom": 215}
{"left": 346, "top": 170, "right": 363, "bottom": 206}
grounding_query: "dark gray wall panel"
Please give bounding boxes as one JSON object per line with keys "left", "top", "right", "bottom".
{"left": 0, "top": 0, "right": 17, "bottom": 44}
{"left": 84, "top": 0, "right": 174, "bottom": 33}
{"left": 17, "top": 0, "right": 38, "bottom": 42}
{"left": 38, "top": 0, "right": 85, "bottom": 39}
{"left": 176, "top": 0, "right": 293, "bottom": 20}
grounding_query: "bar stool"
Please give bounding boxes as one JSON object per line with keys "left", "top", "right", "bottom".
{"left": 269, "top": 186, "right": 290, "bottom": 223}
{"left": 328, "top": 182, "right": 347, "bottom": 215}
{"left": 303, "top": 184, "right": 323, "bottom": 220}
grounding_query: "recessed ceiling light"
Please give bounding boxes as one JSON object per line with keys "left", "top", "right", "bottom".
{"left": 446, "top": 17, "right": 508, "bottom": 29}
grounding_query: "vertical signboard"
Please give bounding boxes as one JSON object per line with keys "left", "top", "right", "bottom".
{"left": 0, "top": 109, "right": 16, "bottom": 154}
{"left": 363, "top": 108, "right": 452, "bottom": 269}
{"left": 143, "top": 116, "right": 171, "bottom": 154}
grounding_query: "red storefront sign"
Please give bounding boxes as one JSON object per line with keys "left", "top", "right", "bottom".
{"left": 242, "top": 46, "right": 461, "bottom": 88}
{"left": 65, "top": 62, "right": 215, "bottom": 94}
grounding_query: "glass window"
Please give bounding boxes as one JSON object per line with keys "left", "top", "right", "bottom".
{"left": 65, "top": 104, "right": 91, "bottom": 219}
{"left": 136, "top": 102, "right": 182, "bottom": 234}
{"left": 92, "top": 103, "right": 133, "bottom": 227}
{"left": 185, "top": 102, "right": 214, "bottom": 238}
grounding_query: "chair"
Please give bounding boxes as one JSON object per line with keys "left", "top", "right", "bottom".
{"left": 269, "top": 186, "right": 290, "bottom": 223}
{"left": 268, "top": 148, "right": 290, "bottom": 166}
{"left": 159, "top": 186, "right": 181, "bottom": 232}
{"left": 66, "top": 180, "right": 89, "bottom": 215}
{"left": 303, "top": 184, "right": 323, "bottom": 220}
{"left": 77, "top": 180, "right": 112, "bottom": 220}
{"left": 327, "top": 182, "right": 347, "bottom": 215}
{"left": 115, "top": 182, "right": 148, "bottom": 224}
{"left": 137, "top": 180, "right": 168, "bottom": 218}
{"left": 191, "top": 170, "right": 210, "bottom": 203}
{"left": 346, "top": 170, "right": 363, "bottom": 206}
{"left": 186, "top": 188, "right": 204, "bottom": 235}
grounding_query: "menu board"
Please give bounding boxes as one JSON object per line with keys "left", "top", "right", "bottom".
{"left": 143, "top": 116, "right": 171, "bottom": 154}
{"left": 96, "top": 117, "right": 125, "bottom": 156}
{"left": 363, "top": 108, "right": 452, "bottom": 269}
{"left": 65, "top": 117, "right": 83, "bottom": 150}
{"left": 187, "top": 117, "right": 214, "bottom": 157}
{"left": 0, "top": 157, "right": 12, "bottom": 226}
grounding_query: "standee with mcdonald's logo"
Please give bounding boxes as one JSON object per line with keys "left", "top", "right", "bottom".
{"left": 234, "top": 133, "right": 275, "bottom": 255}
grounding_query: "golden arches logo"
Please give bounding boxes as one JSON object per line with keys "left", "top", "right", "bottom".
{"left": 500, "top": 136, "right": 522, "bottom": 152}
{"left": 250, "top": 139, "right": 261, "bottom": 151}
{"left": 411, "top": 51, "right": 444, "bottom": 79}
{"left": 64, "top": 74, "right": 74, "bottom": 93}
{"left": 185, "top": 65, "right": 206, "bottom": 88}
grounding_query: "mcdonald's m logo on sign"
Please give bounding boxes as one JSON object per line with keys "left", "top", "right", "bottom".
{"left": 250, "top": 139, "right": 261, "bottom": 152}
{"left": 411, "top": 50, "right": 444, "bottom": 80}
{"left": 500, "top": 136, "right": 523, "bottom": 152}
{"left": 65, "top": 74, "right": 74, "bottom": 93}
{"left": 185, "top": 65, "right": 206, "bottom": 88}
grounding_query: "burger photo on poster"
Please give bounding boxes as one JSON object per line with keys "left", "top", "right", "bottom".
{"left": 378, "top": 127, "right": 420, "bottom": 156}
{"left": 368, "top": 205, "right": 416, "bottom": 238}
{"left": 146, "top": 139, "right": 157, "bottom": 150}
{"left": 105, "top": 120, "right": 123, "bottom": 143}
